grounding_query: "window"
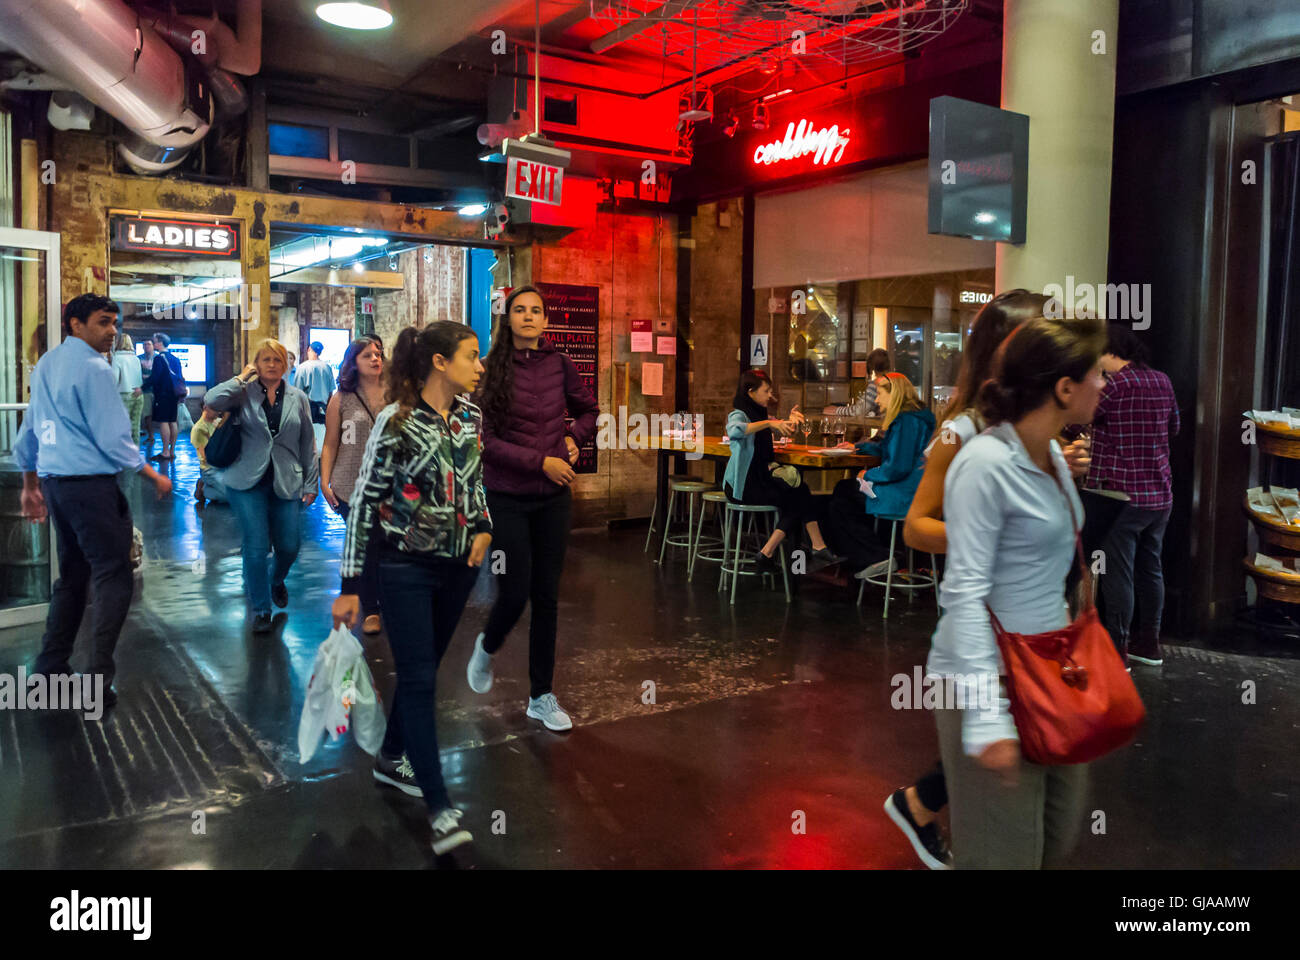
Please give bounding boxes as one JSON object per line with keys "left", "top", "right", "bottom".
{"left": 268, "top": 123, "right": 330, "bottom": 159}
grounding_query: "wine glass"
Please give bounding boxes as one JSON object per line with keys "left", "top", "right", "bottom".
{"left": 798, "top": 416, "right": 811, "bottom": 446}
{"left": 833, "top": 417, "right": 846, "bottom": 446}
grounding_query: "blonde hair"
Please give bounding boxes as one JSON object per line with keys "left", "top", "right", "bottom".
{"left": 116, "top": 333, "right": 134, "bottom": 352}
{"left": 251, "top": 338, "right": 289, "bottom": 368}
{"left": 878, "top": 372, "right": 923, "bottom": 432}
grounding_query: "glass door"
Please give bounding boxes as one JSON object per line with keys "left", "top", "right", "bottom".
{"left": 889, "top": 311, "right": 930, "bottom": 402}
{"left": 0, "top": 227, "right": 61, "bottom": 628}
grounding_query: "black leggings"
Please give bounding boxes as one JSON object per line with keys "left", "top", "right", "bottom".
{"left": 915, "top": 760, "right": 948, "bottom": 814}
{"left": 481, "top": 488, "right": 572, "bottom": 699}
{"left": 827, "top": 479, "right": 891, "bottom": 569}
{"left": 725, "top": 470, "right": 815, "bottom": 540}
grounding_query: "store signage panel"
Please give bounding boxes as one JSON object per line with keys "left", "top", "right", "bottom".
{"left": 960, "top": 290, "right": 993, "bottom": 304}
{"left": 928, "top": 96, "right": 1029, "bottom": 244}
{"left": 111, "top": 216, "right": 240, "bottom": 257}
{"left": 752, "top": 118, "right": 852, "bottom": 168}
{"left": 507, "top": 156, "right": 564, "bottom": 206}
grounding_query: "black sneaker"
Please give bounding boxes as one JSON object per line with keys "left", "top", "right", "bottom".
{"left": 429, "top": 807, "right": 472, "bottom": 855}
{"left": 754, "top": 550, "right": 779, "bottom": 574}
{"left": 884, "top": 788, "right": 952, "bottom": 870}
{"left": 252, "top": 612, "right": 273, "bottom": 633}
{"left": 807, "top": 547, "right": 842, "bottom": 572}
{"left": 373, "top": 753, "right": 423, "bottom": 797}
{"left": 271, "top": 582, "right": 288, "bottom": 609}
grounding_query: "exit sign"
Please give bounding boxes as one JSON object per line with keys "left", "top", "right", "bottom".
{"left": 507, "top": 156, "right": 564, "bottom": 206}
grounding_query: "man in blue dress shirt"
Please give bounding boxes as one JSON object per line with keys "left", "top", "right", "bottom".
{"left": 16, "top": 294, "right": 172, "bottom": 708}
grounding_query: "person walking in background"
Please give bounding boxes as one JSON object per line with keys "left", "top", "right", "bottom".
{"left": 191, "top": 407, "right": 231, "bottom": 507}
{"left": 15, "top": 294, "right": 172, "bottom": 711}
{"left": 467, "top": 285, "right": 600, "bottom": 733}
{"left": 285, "top": 350, "right": 297, "bottom": 387}
{"left": 1086, "top": 323, "right": 1179, "bottom": 666}
{"left": 723, "top": 369, "right": 839, "bottom": 575}
{"left": 333, "top": 321, "right": 492, "bottom": 856}
{"left": 320, "top": 337, "right": 386, "bottom": 635}
{"left": 295, "top": 340, "right": 337, "bottom": 425}
{"left": 139, "top": 337, "right": 155, "bottom": 450}
{"left": 862, "top": 348, "right": 891, "bottom": 416}
{"left": 929, "top": 314, "right": 1106, "bottom": 869}
{"left": 147, "top": 333, "right": 184, "bottom": 460}
{"left": 205, "top": 340, "right": 318, "bottom": 632}
{"left": 111, "top": 333, "right": 144, "bottom": 445}
{"left": 829, "top": 372, "right": 934, "bottom": 580}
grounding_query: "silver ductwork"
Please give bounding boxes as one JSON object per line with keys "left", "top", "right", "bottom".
{"left": 0, "top": 0, "right": 261, "bottom": 175}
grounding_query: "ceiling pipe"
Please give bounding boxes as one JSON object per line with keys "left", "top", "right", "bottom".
{"left": 136, "top": 0, "right": 263, "bottom": 76}
{"left": 0, "top": 0, "right": 210, "bottom": 173}
{"left": 142, "top": 9, "right": 249, "bottom": 117}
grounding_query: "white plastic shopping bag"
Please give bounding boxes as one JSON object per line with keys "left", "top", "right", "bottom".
{"left": 298, "top": 625, "right": 384, "bottom": 762}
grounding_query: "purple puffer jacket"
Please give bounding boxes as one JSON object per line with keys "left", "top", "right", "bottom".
{"left": 481, "top": 337, "right": 600, "bottom": 496}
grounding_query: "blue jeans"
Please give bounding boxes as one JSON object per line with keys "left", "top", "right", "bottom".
{"left": 1098, "top": 504, "right": 1172, "bottom": 645}
{"left": 200, "top": 464, "right": 229, "bottom": 503}
{"left": 226, "top": 471, "right": 302, "bottom": 617}
{"left": 378, "top": 557, "right": 479, "bottom": 812}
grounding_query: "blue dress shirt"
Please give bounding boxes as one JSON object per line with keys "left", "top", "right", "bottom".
{"left": 14, "top": 337, "right": 146, "bottom": 477}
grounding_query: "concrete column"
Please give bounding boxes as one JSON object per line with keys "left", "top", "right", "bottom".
{"left": 996, "top": 0, "right": 1119, "bottom": 299}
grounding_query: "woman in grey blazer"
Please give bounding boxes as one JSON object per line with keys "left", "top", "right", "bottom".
{"left": 205, "top": 338, "right": 318, "bottom": 632}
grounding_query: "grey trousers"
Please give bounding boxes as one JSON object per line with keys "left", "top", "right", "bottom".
{"left": 1098, "top": 504, "right": 1172, "bottom": 644}
{"left": 936, "top": 708, "right": 1089, "bottom": 869}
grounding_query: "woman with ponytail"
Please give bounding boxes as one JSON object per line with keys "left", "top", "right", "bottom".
{"left": 926, "top": 313, "right": 1107, "bottom": 868}
{"left": 331, "top": 321, "right": 491, "bottom": 856}
{"left": 467, "top": 285, "right": 599, "bottom": 733}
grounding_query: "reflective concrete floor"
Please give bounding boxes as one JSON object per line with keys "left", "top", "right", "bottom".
{"left": 0, "top": 440, "right": 1296, "bottom": 868}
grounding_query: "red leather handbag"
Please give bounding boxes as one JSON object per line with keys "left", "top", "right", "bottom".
{"left": 987, "top": 481, "right": 1146, "bottom": 765}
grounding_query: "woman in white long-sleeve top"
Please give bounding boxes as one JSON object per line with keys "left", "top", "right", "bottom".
{"left": 928, "top": 314, "right": 1107, "bottom": 869}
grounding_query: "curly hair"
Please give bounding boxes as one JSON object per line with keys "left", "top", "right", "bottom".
{"left": 386, "top": 322, "right": 478, "bottom": 425}
{"left": 474, "top": 284, "right": 545, "bottom": 431}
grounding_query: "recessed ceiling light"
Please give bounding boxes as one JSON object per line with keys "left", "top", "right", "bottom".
{"left": 316, "top": 1, "right": 393, "bottom": 30}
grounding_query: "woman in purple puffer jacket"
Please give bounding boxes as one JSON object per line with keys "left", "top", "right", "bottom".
{"left": 467, "top": 285, "right": 600, "bottom": 732}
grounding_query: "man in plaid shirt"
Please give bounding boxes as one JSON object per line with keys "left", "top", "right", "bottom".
{"left": 1086, "top": 324, "right": 1180, "bottom": 666}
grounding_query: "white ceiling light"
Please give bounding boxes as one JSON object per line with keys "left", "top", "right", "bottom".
{"left": 316, "top": 1, "right": 394, "bottom": 30}
{"left": 458, "top": 203, "right": 488, "bottom": 217}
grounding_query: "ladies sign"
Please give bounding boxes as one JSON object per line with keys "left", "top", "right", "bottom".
{"left": 752, "top": 119, "right": 852, "bottom": 168}
{"left": 111, "top": 216, "right": 240, "bottom": 257}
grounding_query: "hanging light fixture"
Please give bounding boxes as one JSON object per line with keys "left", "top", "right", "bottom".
{"left": 721, "top": 111, "right": 740, "bottom": 138}
{"left": 677, "top": 10, "right": 712, "bottom": 122}
{"left": 752, "top": 102, "right": 770, "bottom": 131}
{"left": 315, "top": 1, "right": 393, "bottom": 30}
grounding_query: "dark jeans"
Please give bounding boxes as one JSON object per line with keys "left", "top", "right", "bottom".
{"left": 827, "top": 479, "right": 891, "bottom": 570}
{"left": 336, "top": 501, "right": 380, "bottom": 616}
{"left": 34, "top": 475, "right": 134, "bottom": 690}
{"left": 725, "top": 470, "right": 815, "bottom": 540}
{"left": 309, "top": 400, "right": 327, "bottom": 425}
{"left": 481, "top": 488, "right": 572, "bottom": 699}
{"left": 1098, "top": 504, "right": 1172, "bottom": 645}
{"left": 915, "top": 760, "right": 948, "bottom": 814}
{"left": 226, "top": 471, "right": 301, "bottom": 617}
{"left": 378, "top": 557, "right": 479, "bottom": 812}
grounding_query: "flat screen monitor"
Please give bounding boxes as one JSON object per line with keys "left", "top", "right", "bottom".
{"left": 928, "top": 96, "right": 1028, "bottom": 244}
{"left": 138, "top": 342, "right": 208, "bottom": 383}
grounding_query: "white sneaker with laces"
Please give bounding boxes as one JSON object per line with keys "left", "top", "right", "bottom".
{"left": 467, "top": 632, "right": 494, "bottom": 693}
{"left": 526, "top": 693, "right": 573, "bottom": 732}
{"left": 429, "top": 807, "right": 472, "bottom": 855}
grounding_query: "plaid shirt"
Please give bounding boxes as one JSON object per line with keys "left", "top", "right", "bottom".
{"left": 1085, "top": 363, "right": 1180, "bottom": 510}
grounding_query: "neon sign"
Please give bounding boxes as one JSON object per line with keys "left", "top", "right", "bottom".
{"left": 752, "top": 119, "right": 851, "bottom": 167}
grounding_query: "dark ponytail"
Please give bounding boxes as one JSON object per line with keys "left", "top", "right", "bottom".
{"left": 385, "top": 321, "right": 478, "bottom": 424}
{"left": 977, "top": 315, "right": 1106, "bottom": 425}
{"left": 942, "top": 289, "right": 1050, "bottom": 424}
{"left": 474, "top": 284, "right": 546, "bottom": 431}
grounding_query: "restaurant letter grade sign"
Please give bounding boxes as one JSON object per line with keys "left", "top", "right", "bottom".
{"left": 536, "top": 282, "right": 598, "bottom": 473}
{"left": 507, "top": 156, "right": 564, "bottom": 206}
{"left": 111, "top": 215, "right": 240, "bottom": 257}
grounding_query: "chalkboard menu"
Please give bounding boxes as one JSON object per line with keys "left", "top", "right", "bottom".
{"left": 536, "top": 282, "right": 600, "bottom": 473}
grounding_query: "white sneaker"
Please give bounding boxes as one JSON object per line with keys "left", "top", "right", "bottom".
{"left": 429, "top": 807, "right": 472, "bottom": 855}
{"left": 467, "top": 632, "right": 494, "bottom": 693}
{"left": 856, "top": 557, "right": 899, "bottom": 580}
{"left": 526, "top": 693, "right": 573, "bottom": 732}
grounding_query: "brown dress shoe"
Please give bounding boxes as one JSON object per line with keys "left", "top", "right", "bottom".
{"left": 363, "top": 614, "right": 382, "bottom": 635}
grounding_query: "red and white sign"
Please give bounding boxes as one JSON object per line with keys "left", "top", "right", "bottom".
{"left": 752, "top": 119, "right": 852, "bottom": 168}
{"left": 507, "top": 156, "right": 564, "bottom": 205}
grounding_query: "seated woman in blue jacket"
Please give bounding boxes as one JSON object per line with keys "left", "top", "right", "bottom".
{"left": 829, "top": 372, "right": 935, "bottom": 578}
{"left": 725, "top": 370, "right": 840, "bottom": 574}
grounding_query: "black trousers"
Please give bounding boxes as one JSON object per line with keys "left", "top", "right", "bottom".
{"left": 336, "top": 501, "right": 380, "bottom": 616}
{"left": 309, "top": 400, "right": 328, "bottom": 425}
{"left": 827, "top": 479, "right": 891, "bottom": 570}
{"left": 34, "top": 475, "right": 135, "bottom": 689}
{"left": 725, "top": 470, "right": 815, "bottom": 540}
{"left": 481, "top": 488, "right": 572, "bottom": 699}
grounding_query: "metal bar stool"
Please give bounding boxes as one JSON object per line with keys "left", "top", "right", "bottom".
{"left": 855, "top": 514, "right": 939, "bottom": 618}
{"left": 644, "top": 473, "right": 693, "bottom": 553}
{"left": 720, "top": 502, "right": 791, "bottom": 605}
{"left": 688, "top": 489, "right": 730, "bottom": 582}
{"left": 658, "top": 480, "right": 716, "bottom": 567}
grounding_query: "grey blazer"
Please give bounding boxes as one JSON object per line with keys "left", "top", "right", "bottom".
{"left": 205, "top": 375, "right": 319, "bottom": 500}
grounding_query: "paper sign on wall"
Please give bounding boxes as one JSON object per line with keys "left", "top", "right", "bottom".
{"left": 631, "top": 332, "right": 654, "bottom": 352}
{"left": 642, "top": 361, "right": 664, "bottom": 396}
{"left": 656, "top": 336, "right": 676, "bottom": 355}
{"left": 750, "top": 334, "right": 769, "bottom": 366}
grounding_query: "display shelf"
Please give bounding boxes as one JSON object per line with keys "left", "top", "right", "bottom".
{"left": 1242, "top": 495, "right": 1300, "bottom": 552}
{"left": 1242, "top": 556, "right": 1300, "bottom": 604}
